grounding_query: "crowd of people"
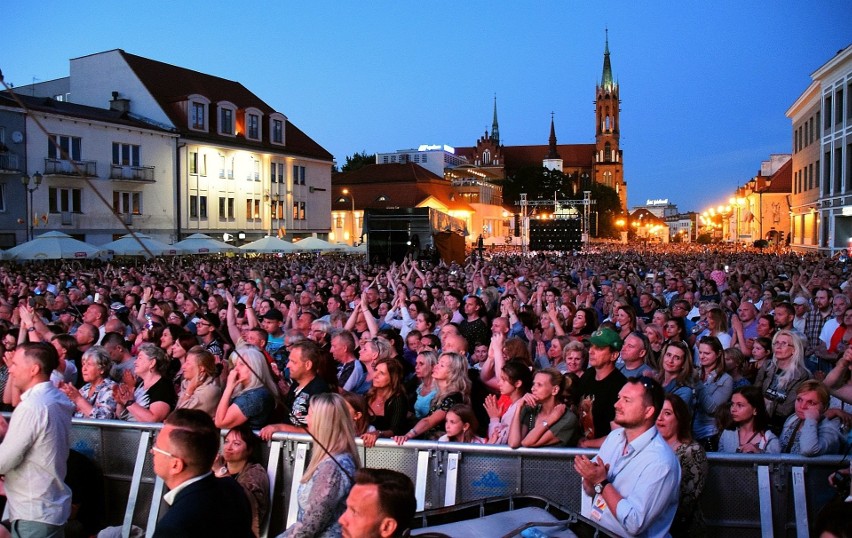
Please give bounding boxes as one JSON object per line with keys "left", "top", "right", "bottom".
{"left": 0, "top": 243, "right": 851, "bottom": 536}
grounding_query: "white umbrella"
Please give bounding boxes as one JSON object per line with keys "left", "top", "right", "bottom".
{"left": 239, "top": 236, "right": 298, "bottom": 253}
{"left": 172, "top": 233, "right": 239, "bottom": 254}
{"left": 291, "top": 237, "right": 346, "bottom": 252}
{"left": 7, "top": 231, "right": 104, "bottom": 260}
{"left": 100, "top": 233, "right": 187, "bottom": 257}
{"left": 332, "top": 242, "right": 367, "bottom": 254}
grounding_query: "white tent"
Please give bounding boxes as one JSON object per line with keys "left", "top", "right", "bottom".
{"left": 291, "top": 237, "right": 346, "bottom": 252}
{"left": 101, "top": 233, "right": 187, "bottom": 257}
{"left": 172, "top": 233, "right": 239, "bottom": 254}
{"left": 6, "top": 231, "right": 105, "bottom": 260}
{"left": 332, "top": 242, "right": 367, "bottom": 254}
{"left": 239, "top": 236, "right": 298, "bottom": 253}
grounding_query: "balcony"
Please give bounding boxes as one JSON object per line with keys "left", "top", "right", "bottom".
{"left": 110, "top": 164, "right": 155, "bottom": 182}
{"left": 0, "top": 152, "right": 20, "bottom": 172}
{"left": 44, "top": 158, "right": 97, "bottom": 177}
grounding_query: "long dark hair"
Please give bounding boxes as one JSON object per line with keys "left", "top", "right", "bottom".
{"left": 664, "top": 393, "right": 693, "bottom": 443}
{"left": 727, "top": 385, "right": 771, "bottom": 433}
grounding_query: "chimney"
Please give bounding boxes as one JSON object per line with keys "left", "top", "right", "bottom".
{"left": 110, "top": 91, "right": 130, "bottom": 113}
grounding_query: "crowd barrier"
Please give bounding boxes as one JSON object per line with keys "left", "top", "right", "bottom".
{"left": 4, "top": 417, "right": 845, "bottom": 538}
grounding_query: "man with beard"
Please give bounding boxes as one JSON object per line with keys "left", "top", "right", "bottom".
{"left": 574, "top": 376, "right": 680, "bottom": 537}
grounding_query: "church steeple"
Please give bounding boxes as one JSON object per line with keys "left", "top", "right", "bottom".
{"left": 543, "top": 112, "right": 563, "bottom": 172}
{"left": 546, "top": 112, "right": 559, "bottom": 159}
{"left": 490, "top": 94, "right": 500, "bottom": 145}
{"left": 601, "top": 28, "right": 614, "bottom": 92}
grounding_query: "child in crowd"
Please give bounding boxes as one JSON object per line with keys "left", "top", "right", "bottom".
{"left": 439, "top": 404, "right": 485, "bottom": 444}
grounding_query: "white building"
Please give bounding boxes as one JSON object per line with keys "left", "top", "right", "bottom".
{"left": 376, "top": 145, "right": 468, "bottom": 178}
{"left": 14, "top": 94, "right": 177, "bottom": 244}
{"left": 18, "top": 49, "right": 334, "bottom": 243}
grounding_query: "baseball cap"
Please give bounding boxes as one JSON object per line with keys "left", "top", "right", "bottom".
{"left": 589, "top": 327, "right": 623, "bottom": 351}
{"left": 793, "top": 296, "right": 809, "bottom": 306}
{"left": 261, "top": 309, "right": 284, "bottom": 322}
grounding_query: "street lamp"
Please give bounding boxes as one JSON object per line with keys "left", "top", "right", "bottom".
{"left": 21, "top": 172, "right": 43, "bottom": 241}
{"left": 341, "top": 188, "right": 357, "bottom": 245}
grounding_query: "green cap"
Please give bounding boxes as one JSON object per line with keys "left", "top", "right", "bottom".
{"left": 589, "top": 327, "right": 623, "bottom": 351}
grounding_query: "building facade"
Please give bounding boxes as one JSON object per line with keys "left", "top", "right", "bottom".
{"left": 15, "top": 49, "right": 333, "bottom": 245}
{"left": 787, "top": 44, "right": 852, "bottom": 254}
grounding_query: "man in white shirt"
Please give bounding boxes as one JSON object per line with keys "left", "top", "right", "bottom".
{"left": 574, "top": 376, "right": 680, "bottom": 537}
{"left": 0, "top": 342, "right": 74, "bottom": 538}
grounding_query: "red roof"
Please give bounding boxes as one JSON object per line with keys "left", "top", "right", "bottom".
{"left": 454, "top": 143, "right": 596, "bottom": 170}
{"left": 119, "top": 50, "right": 332, "bottom": 161}
{"left": 332, "top": 163, "right": 473, "bottom": 211}
{"left": 762, "top": 158, "right": 792, "bottom": 193}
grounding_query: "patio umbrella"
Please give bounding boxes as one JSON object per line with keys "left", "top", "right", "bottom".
{"left": 6, "top": 231, "right": 104, "bottom": 260}
{"left": 291, "top": 237, "right": 346, "bottom": 252}
{"left": 100, "top": 233, "right": 187, "bottom": 257}
{"left": 172, "top": 233, "right": 239, "bottom": 254}
{"left": 239, "top": 236, "right": 298, "bottom": 253}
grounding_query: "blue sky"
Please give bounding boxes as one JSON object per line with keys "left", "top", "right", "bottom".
{"left": 3, "top": 2, "right": 850, "bottom": 213}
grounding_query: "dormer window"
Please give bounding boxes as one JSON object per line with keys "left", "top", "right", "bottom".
{"left": 188, "top": 94, "right": 211, "bottom": 132}
{"left": 217, "top": 101, "right": 237, "bottom": 136}
{"left": 270, "top": 113, "right": 286, "bottom": 145}
{"left": 243, "top": 107, "right": 263, "bottom": 141}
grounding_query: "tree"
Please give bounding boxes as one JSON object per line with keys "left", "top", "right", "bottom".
{"left": 339, "top": 151, "right": 376, "bottom": 173}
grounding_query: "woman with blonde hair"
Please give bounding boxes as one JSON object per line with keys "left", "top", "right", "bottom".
{"left": 176, "top": 346, "right": 223, "bottom": 417}
{"left": 215, "top": 346, "right": 279, "bottom": 430}
{"left": 755, "top": 329, "right": 812, "bottom": 434}
{"left": 281, "top": 392, "right": 360, "bottom": 537}
{"left": 395, "top": 351, "right": 470, "bottom": 443}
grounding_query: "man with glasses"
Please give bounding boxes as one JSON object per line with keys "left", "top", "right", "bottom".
{"left": 0, "top": 342, "right": 74, "bottom": 538}
{"left": 151, "top": 409, "right": 252, "bottom": 537}
{"left": 195, "top": 314, "right": 223, "bottom": 364}
{"left": 574, "top": 376, "right": 680, "bottom": 537}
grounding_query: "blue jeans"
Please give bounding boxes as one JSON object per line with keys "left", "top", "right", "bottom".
{"left": 10, "top": 520, "right": 64, "bottom": 538}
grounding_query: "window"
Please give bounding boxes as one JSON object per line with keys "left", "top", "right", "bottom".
{"left": 278, "top": 163, "right": 284, "bottom": 183}
{"left": 824, "top": 96, "right": 832, "bottom": 130}
{"left": 48, "top": 135, "right": 81, "bottom": 161}
{"left": 189, "top": 195, "right": 198, "bottom": 219}
{"left": 0, "top": 184, "right": 5, "bottom": 212}
{"left": 293, "top": 201, "right": 306, "bottom": 220}
{"left": 847, "top": 83, "right": 852, "bottom": 120}
{"left": 837, "top": 89, "right": 844, "bottom": 126}
{"left": 270, "top": 163, "right": 277, "bottom": 183}
{"left": 246, "top": 199, "right": 261, "bottom": 220}
{"left": 218, "top": 197, "right": 235, "bottom": 220}
{"left": 228, "top": 158, "right": 234, "bottom": 179}
{"left": 293, "top": 165, "right": 306, "bottom": 185}
{"left": 272, "top": 119, "right": 283, "bottom": 144}
{"left": 199, "top": 196, "right": 208, "bottom": 219}
{"left": 190, "top": 152, "right": 198, "bottom": 175}
{"left": 48, "top": 187, "right": 82, "bottom": 213}
{"left": 191, "top": 102, "right": 206, "bottom": 130}
{"left": 113, "top": 191, "right": 141, "bottom": 215}
{"left": 254, "top": 160, "right": 260, "bottom": 182}
{"left": 247, "top": 114, "right": 259, "bottom": 140}
{"left": 220, "top": 108, "right": 234, "bottom": 135}
{"left": 112, "top": 143, "right": 140, "bottom": 166}
{"left": 334, "top": 215, "right": 343, "bottom": 229}
{"left": 220, "top": 156, "right": 226, "bottom": 179}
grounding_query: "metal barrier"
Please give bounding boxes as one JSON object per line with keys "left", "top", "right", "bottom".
{"left": 17, "top": 418, "right": 845, "bottom": 537}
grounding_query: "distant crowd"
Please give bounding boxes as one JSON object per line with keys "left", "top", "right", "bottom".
{"left": 0, "top": 242, "right": 851, "bottom": 537}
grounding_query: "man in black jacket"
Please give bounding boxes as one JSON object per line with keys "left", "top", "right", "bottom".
{"left": 151, "top": 409, "right": 252, "bottom": 538}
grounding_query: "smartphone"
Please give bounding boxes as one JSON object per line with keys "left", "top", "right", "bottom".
{"left": 94, "top": 292, "right": 101, "bottom": 303}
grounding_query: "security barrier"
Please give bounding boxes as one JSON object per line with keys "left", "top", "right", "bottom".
{"left": 16, "top": 418, "right": 845, "bottom": 538}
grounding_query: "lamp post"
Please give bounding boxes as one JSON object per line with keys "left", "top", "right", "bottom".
{"left": 341, "top": 188, "right": 357, "bottom": 245}
{"left": 21, "top": 172, "right": 43, "bottom": 241}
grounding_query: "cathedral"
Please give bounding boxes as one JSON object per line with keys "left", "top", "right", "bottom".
{"left": 453, "top": 33, "right": 627, "bottom": 212}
